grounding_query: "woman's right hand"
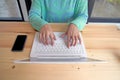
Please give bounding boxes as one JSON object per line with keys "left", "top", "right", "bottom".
{"left": 39, "top": 24, "right": 56, "bottom": 45}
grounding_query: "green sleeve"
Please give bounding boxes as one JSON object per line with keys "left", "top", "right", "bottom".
{"left": 70, "top": 0, "right": 88, "bottom": 31}
{"left": 28, "top": 0, "right": 48, "bottom": 31}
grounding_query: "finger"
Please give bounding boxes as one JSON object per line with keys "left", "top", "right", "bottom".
{"left": 45, "top": 33, "right": 49, "bottom": 45}
{"left": 71, "top": 36, "right": 75, "bottom": 46}
{"left": 53, "top": 33, "right": 56, "bottom": 40}
{"left": 74, "top": 36, "right": 78, "bottom": 46}
{"left": 78, "top": 35, "right": 81, "bottom": 44}
{"left": 42, "top": 33, "right": 46, "bottom": 45}
{"left": 50, "top": 34, "right": 54, "bottom": 46}
{"left": 67, "top": 35, "right": 71, "bottom": 48}
{"left": 40, "top": 33, "right": 44, "bottom": 44}
{"left": 60, "top": 33, "right": 66, "bottom": 38}
{"left": 39, "top": 33, "right": 42, "bottom": 43}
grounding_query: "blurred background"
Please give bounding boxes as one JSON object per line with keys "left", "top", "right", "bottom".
{"left": 0, "top": 0, "right": 120, "bottom": 22}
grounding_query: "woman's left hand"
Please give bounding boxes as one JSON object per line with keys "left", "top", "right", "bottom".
{"left": 61, "top": 24, "right": 81, "bottom": 48}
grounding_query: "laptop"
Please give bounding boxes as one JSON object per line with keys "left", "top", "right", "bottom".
{"left": 14, "top": 32, "right": 105, "bottom": 64}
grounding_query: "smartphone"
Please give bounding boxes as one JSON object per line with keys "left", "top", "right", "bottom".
{"left": 12, "top": 35, "right": 27, "bottom": 51}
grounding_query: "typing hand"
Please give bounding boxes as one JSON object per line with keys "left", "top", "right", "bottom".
{"left": 39, "top": 24, "right": 56, "bottom": 46}
{"left": 61, "top": 24, "right": 81, "bottom": 48}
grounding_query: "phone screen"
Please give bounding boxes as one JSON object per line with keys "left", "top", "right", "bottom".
{"left": 12, "top": 35, "right": 27, "bottom": 51}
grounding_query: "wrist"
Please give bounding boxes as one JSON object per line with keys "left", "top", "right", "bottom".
{"left": 69, "top": 23, "right": 78, "bottom": 29}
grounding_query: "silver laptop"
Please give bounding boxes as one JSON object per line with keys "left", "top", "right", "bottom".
{"left": 14, "top": 32, "right": 105, "bottom": 63}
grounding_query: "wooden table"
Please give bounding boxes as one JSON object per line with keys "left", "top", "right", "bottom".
{"left": 0, "top": 22, "right": 120, "bottom": 80}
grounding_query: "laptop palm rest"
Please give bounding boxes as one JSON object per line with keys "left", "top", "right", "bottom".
{"left": 14, "top": 57, "right": 106, "bottom": 64}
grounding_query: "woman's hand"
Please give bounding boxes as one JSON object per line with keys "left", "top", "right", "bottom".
{"left": 39, "top": 24, "right": 56, "bottom": 45}
{"left": 61, "top": 24, "right": 81, "bottom": 48}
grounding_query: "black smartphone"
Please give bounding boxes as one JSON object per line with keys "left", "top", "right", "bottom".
{"left": 12, "top": 35, "right": 27, "bottom": 51}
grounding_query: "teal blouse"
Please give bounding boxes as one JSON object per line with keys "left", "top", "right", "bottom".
{"left": 29, "top": 0, "right": 88, "bottom": 31}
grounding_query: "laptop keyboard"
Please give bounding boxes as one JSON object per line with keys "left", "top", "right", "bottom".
{"left": 30, "top": 32, "right": 87, "bottom": 58}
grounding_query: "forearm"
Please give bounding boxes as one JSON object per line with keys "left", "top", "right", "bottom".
{"left": 70, "top": 0, "right": 88, "bottom": 31}
{"left": 29, "top": 12, "right": 48, "bottom": 31}
{"left": 70, "top": 14, "right": 88, "bottom": 31}
{"left": 28, "top": 0, "right": 48, "bottom": 31}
